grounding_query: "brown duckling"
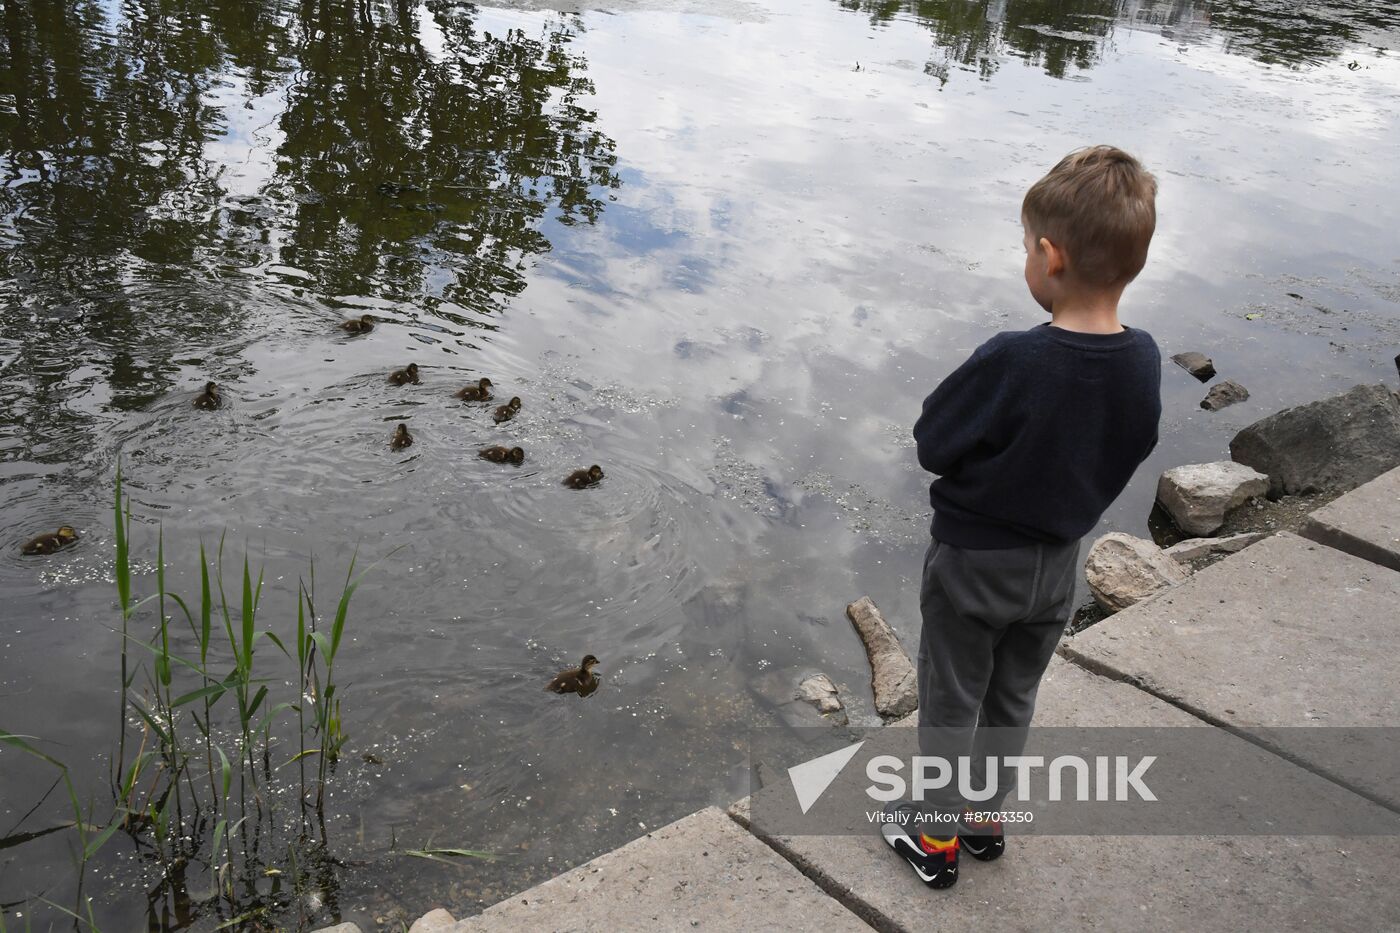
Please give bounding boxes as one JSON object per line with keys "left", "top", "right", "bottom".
{"left": 455, "top": 377, "right": 494, "bottom": 401}
{"left": 492, "top": 397, "right": 522, "bottom": 424}
{"left": 563, "top": 465, "right": 604, "bottom": 489}
{"left": 390, "top": 423, "right": 413, "bottom": 451}
{"left": 193, "top": 381, "right": 222, "bottom": 410}
{"left": 341, "top": 314, "right": 375, "bottom": 334}
{"left": 546, "top": 655, "right": 600, "bottom": 696}
{"left": 22, "top": 526, "right": 80, "bottom": 556}
{"left": 388, "top": 363, "right": 420, "bottom": 386}
{"left": 479, "top": 445, "right": 525, "bottom": 465}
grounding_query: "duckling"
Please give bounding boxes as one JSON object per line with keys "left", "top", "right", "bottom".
{"left": 455, "top": 377, "right": 494, "bottom": 402}
{"left": 388, "top": 363, "right": 420, "bottom": 386}
{"left": 563, "top": 465, "right": 604, "bottom": 489}
{"left": 21, "top": 526, "right": 79, "bottom": 556}
{"left": 479, "top": 445, "right": 525, "bottom": 465}
{"left": 390, "top": 423, "right": 413, "bottom": 451}
{"left": 546, "top": 655, "right": 600, "bottom": 695}
{"left": 193, "top": 381, "right": 222, "bottom": 410}
{"left": 341, "top": 314, "right": 375, "bottom": 334}
{"left": 492, "top": 397, "right": 522, "bottom": 424}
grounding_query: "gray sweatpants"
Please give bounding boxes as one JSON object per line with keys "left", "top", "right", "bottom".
{"left": 916, "top": 535, "right": 1080, "bottom": 814}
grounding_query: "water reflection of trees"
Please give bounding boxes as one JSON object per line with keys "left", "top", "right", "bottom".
{"left": 0, "top": 0, "right": 617, "bottom": 444}
{"left": 835, "top": 0, "right": 1397, "bottom": 85}
{"left": 836, "top": 0, "right": 1129, "bottom": 83}
{"left": 1188, "top": 0, "right": 1400, "bottom": 67}
{"left": 267, "top": 0, "right": 618, "bottom": 315}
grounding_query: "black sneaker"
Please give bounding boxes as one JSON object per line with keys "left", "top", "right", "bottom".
{"left": 879, "top": 801, "right": 959, "bottom": 889}
{"left": 960, "top": 816, "right": 1005, "bottom": 862}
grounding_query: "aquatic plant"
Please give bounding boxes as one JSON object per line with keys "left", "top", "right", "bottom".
{"left": 2, "top": 466, "right": 385, "bottom": 930}
{"left": 0, "top": 729, "right": 115, "bottom": 928}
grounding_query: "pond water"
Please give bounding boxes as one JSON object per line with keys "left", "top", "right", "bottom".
{"left": 2, "top": 0, "right": 1398, "bottom": 928}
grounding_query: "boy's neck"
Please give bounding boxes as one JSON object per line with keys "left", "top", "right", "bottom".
{"left": 1048, "top": 291, "right": 1125, "bottom": 334}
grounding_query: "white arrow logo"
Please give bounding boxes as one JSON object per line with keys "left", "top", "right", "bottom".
{"left": 788, "top": 741, "right": 865, "bottom": 814}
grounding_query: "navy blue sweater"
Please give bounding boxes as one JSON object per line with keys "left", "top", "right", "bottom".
{"left": 914, "top": 323, "right": 1161, "bottom": 548}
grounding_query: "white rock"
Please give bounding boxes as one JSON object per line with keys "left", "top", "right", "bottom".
{"left": 1164, "top": 531, "right": 1269, "bottom": 564}
{"left": 1156, "top": 461, "right": 1270, "bottom": 536}
{"left": 1085, "top": 532, "right": 1191, "bottom": 613}
{"left": 796, "top": 673, "right": 843, "bottom": 715}
{"left": 408, "top": 909, "right": 457, "bottom": 933}
{"left": 845, "top": 597, "right": 918, "bottom": 718}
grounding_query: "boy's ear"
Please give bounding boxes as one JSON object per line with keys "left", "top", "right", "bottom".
{"left": 1039, "top": 236, "right": 1066, "bottom": 277}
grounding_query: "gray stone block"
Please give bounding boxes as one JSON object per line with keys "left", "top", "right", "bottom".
{"left": 447, "top": 807, "right": 868, "bottom": 932}
{"left": 1230, "top": 383, "right": 1400, "bottom": 496}
{"left": 734, "top": 659, "right": 1400, "bottom": 932}
{"left": 1065, "top": 532, "right": 1400, "bottom": 806}
{"left": 1156, "top": 461, "right": 1269, "bottom": 536}
{"left": 1164, "top": 531, "right": 1268, "bottom": 564}
{"left": 1299, "top": 465, "right": 1400, "bottom": 572}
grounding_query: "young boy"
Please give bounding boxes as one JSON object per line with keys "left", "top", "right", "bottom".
{"left": 881, "top": 146, "right": 1162, "bottom": 888}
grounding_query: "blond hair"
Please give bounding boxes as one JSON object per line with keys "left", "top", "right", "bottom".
{"left": 1022, "top": 146, "right": 1158, "bottom": 287}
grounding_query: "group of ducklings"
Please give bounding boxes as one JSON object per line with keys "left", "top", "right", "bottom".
{"left": 190, "top": 316, "right": 605, "bottom": 490}
{"left": 19, "top": 313, "right": 604, "bottom": 697}
{"left": 358, "top": 317, "right": 604, "bottom": 693}
{"left": 379, "top": 363, "right": 596, "bottom": 491}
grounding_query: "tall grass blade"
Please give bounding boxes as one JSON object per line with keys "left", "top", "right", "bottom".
{"left": 172, "top": 682, "right": 232, "bottom": 708}
{"left": 128, "top": 703, "right": 172, "bottom": 747}
{"left": 214, "top": 745, "right": 232, "bottom": 800}
{"left": 199, "top": 543, "right": 212, "bottom": 664}
{"left": 241, "top": 556, "right": 255, "bottom": 675}
{"left": 156, "top": 528, "right": 172, "bottom": 690}
{"left": 82, "top": 819, "right": 121, "bottom": 860}
{"left": 113, "top": 466, "right": 130, "bottom": 615}
{"left": 328, "top": 547, "right": 361, "bottom": 663}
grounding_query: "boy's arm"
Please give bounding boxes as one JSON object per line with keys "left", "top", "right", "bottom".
{"left": 913, "top": 339, "right": 1012, "bottom": 476}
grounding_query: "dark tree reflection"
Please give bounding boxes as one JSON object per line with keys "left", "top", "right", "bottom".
{"left": 265, "top": 0, "right": 618, "bottom": 314}
{"left": 834, "top": 0, "right": 1399, "bottom": 85}
{"left": 0, "top": 0, "right": 617, "bottom": 453}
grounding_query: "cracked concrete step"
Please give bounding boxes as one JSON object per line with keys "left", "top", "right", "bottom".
{"left": 732, "top": 658, "right": 1400, "bottom": 933}
{"left": 1299, "top": 464, "right": 1400, "bottom": 572}
{"left": 433, "top": 806, "right": 872, "bottom": 932}
{"left": 1062, "top": 531, "right": 1400, "bottom": 808}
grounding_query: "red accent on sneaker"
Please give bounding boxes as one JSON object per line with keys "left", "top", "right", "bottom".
{"left": 919, "top": 834, "right": 960, "bottom": 859}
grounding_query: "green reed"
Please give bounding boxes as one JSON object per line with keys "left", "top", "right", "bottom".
{"left": 2, "top": 466, "right": 382, "bottom": 930}
{"left": 0, "top": 729, "right": 116, "bottom": 930}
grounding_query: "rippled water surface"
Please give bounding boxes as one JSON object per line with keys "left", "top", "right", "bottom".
{"left": 3, "top": 0, "right": 1399, "bottom": 927}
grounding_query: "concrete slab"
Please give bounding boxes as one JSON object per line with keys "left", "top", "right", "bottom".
{"left": 441, "top": 806, "right": 871, "bottom": 932}
{"left": 1063, "top": 532, "right": 1400, "bottom": 806}
{"left": 733, "top": 658, "right": 1400, "bottom": 933}
{"left": 1300, "top": 464, "right": 1400, "bottom": 572}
